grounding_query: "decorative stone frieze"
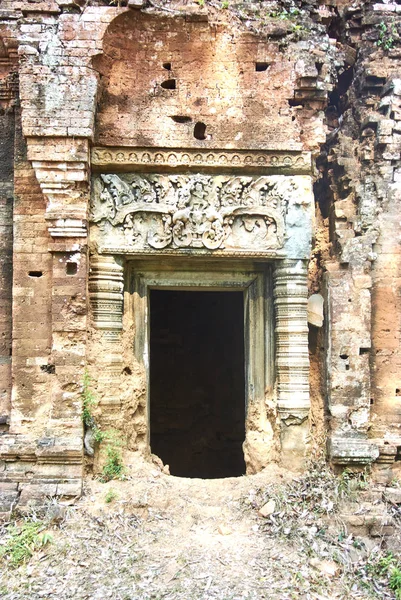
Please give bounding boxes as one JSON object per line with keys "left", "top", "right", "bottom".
{"left": 92, "top": 147, "right": 312, "bottom": 174}
{"left": 91, "top": 173, "right": 313, "bottom": 258}
{"left": 88, "top": 256, "right": 124, "bottom": 336}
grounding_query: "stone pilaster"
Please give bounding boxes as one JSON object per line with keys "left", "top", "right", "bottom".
{"left": 27, "top": 139, "right": 90, "bottom": 239}
{"left": 273, "top": 259, "right": 310, "bottom": 463}
{"left": 88, "top": 255, "right": 125, "bottom": 432}
{"left": 89, "top": 255, "right": 124, "bottom": 337}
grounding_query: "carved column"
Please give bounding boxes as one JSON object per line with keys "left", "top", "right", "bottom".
{"left": 88, "top": 255, "right": 125, "bottom": 426}
{"left": 89, "top": 255, "right": 124, "bottom": 337}
{"left": 273, "top": 259, "right": 310, "bottom": 463}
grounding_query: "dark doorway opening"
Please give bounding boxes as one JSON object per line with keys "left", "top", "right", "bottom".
{"left": 150, "top": 290, "right": 246, "bottom": 478}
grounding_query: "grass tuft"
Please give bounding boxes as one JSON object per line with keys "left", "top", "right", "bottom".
{"left": 0, "top": 520, "right": 52, "bottom": 567}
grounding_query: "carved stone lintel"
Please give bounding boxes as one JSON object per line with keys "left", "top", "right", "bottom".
{"left": 273, "top": 260, "right": 310, "bottom": 416}
{"left": 89, "top": 256, "right": 124, "bottom": 335}
{"left": 90, "top": 173, "right": 311, "bottom": 256}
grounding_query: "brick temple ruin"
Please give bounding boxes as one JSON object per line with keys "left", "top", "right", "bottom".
{"left": 1, "top": 0, "right": 401, "bottom": 511}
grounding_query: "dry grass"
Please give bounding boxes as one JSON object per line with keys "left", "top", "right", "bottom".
{"left": 1, "top": 460, "right": 400, "bottom": 600}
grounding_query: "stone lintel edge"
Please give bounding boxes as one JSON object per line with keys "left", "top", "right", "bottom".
{"left": 96, "top": 247, "right": 289, "bottom": 259}
{"left": 91, "top": 147, "right": 312, "bottom": 174}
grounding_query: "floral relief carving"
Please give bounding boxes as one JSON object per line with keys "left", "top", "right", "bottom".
{"left": 91, "top": 148, "right": 311, "bottom": 173}
{"left": 91, "top": 174, "right": 303, "bottom": 253}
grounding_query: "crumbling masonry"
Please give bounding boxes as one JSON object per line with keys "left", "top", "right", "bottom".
{"left": 1, "top": 0, "right": 401, "bottom": 512}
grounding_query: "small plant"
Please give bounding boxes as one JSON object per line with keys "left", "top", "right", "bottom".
{"left": 101, "top": 445, "right": 126, "bottom": 482}
{"left": 105, "top": 488, "right": 118, "bottom": 503}
{"left": 291, "top": 24, "right": 304, "bottom": 33}
{"left": 82, "top": 370, "right": 96, "bottom": 429}
{"left": 337, "top": 467, "right": 369, "bottom": 499}
{"left": 197, "top": 0, "right": 205, "bottom": 7}
{"left": 377, "top": 21, "right": 398, "bottom": 51}
{"left": 390, "top": 566, "right": 401, "bottom": 600}
{"left": 221, "top": 0, "right": 229, "bottom": 8}
{"left": 0, "top": 520, "right": 52, "bottom": 567}
{"left": 268, "top": 8, "right": 300, "bottom": 20}
{"left": 367, "top": 552, "right": 401, "bottom": 599}
{"left": 377, "top": 552, "right": 397, "bottom": 576}
{"left": 99, "top": 429, "right": 126, "bottom": 482}
{"left": 92, "top": 427, "right": 105, "bottom": 444}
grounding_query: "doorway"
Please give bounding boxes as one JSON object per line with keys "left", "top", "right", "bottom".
{"left": 149, "top": 289, "right": 246, "bottom": 478}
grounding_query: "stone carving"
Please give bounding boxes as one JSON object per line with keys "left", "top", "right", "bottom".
{"left": 88, "top": 256, "right": 124, "bottom": 336}
{"left": 32, "top": 159, "right": 89, "bottom": 238}
{"left": 91, "top": 147, "right": 311, "bottom": 173}
{"left": 273, "top": 260, "right": 310, "bottom": 417}
{"left": 91, "top": 174, "right": 304, "bottom": 253}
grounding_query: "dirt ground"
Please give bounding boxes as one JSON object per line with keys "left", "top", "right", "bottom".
{"left": 1, "top": 456, "right": 400, "bottom": 600}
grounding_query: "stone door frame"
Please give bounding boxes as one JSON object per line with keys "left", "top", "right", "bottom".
{"left": 129, "top": 261, "right": 274, "bottom": 455}
{"left": 88, "top": 147, "right": 313, "bottom": 466}
{"left": 89, "top": 254, "right": 310, "bottom": 467}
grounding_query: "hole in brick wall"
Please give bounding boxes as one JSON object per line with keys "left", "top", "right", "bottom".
{"left": 288, "top": 99, "right": 305, "bottom": 107}
{"left": 66, "top": 262, "right": 78, "bottom": 276}
{"left": 161, "top": 79, "right": 176, "bottom": 90}
{"left": 40, "top": 364, "right": 55, "bottom": 374}
{"left": 194, "top": 122, "right": 207, "bottom": 140}
{"left": 340, "top": 354, "right": 349, "bottom": 360}
{"left": 328, "top": 66, "right": 354, "bottom": 117}
{"left": 315, "top": 61, "right": 323, "bottom": 74}
{"left": 255, "top": 62, "right": 270, "bottom": 72}
{"left": 370, "top": 398, "right": 374, "bottom": 405}
{"left": 29, "top": 271, "right": 43, "bottom": 278}
{"left": 359, "top": 348, "right": 370, "bottom": 355}
{"left": 379, "top": 104, "right": 390, "bottom": 116}
{"left": 63, "top": 4, "right": 81, "bottom": 13}
{"left": 170, "top": 116, "right": 192, "bottom": 124}
{"left": 395, "top": 446, "right": 401, "bottom": 461}
{"left": 163, "top": 62, "right": 172, "bottom": 70}
{"left": 123, "top": 367, "right": 132, "bottom": 375}
{"left": 345, "top": 364, "right": 350, "bottom": 371}
{"left": 348, "top": 298, "right": 352, "bottom": 302}
{"left": 396, "top": 389, "right": 401, "bottom": 396}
